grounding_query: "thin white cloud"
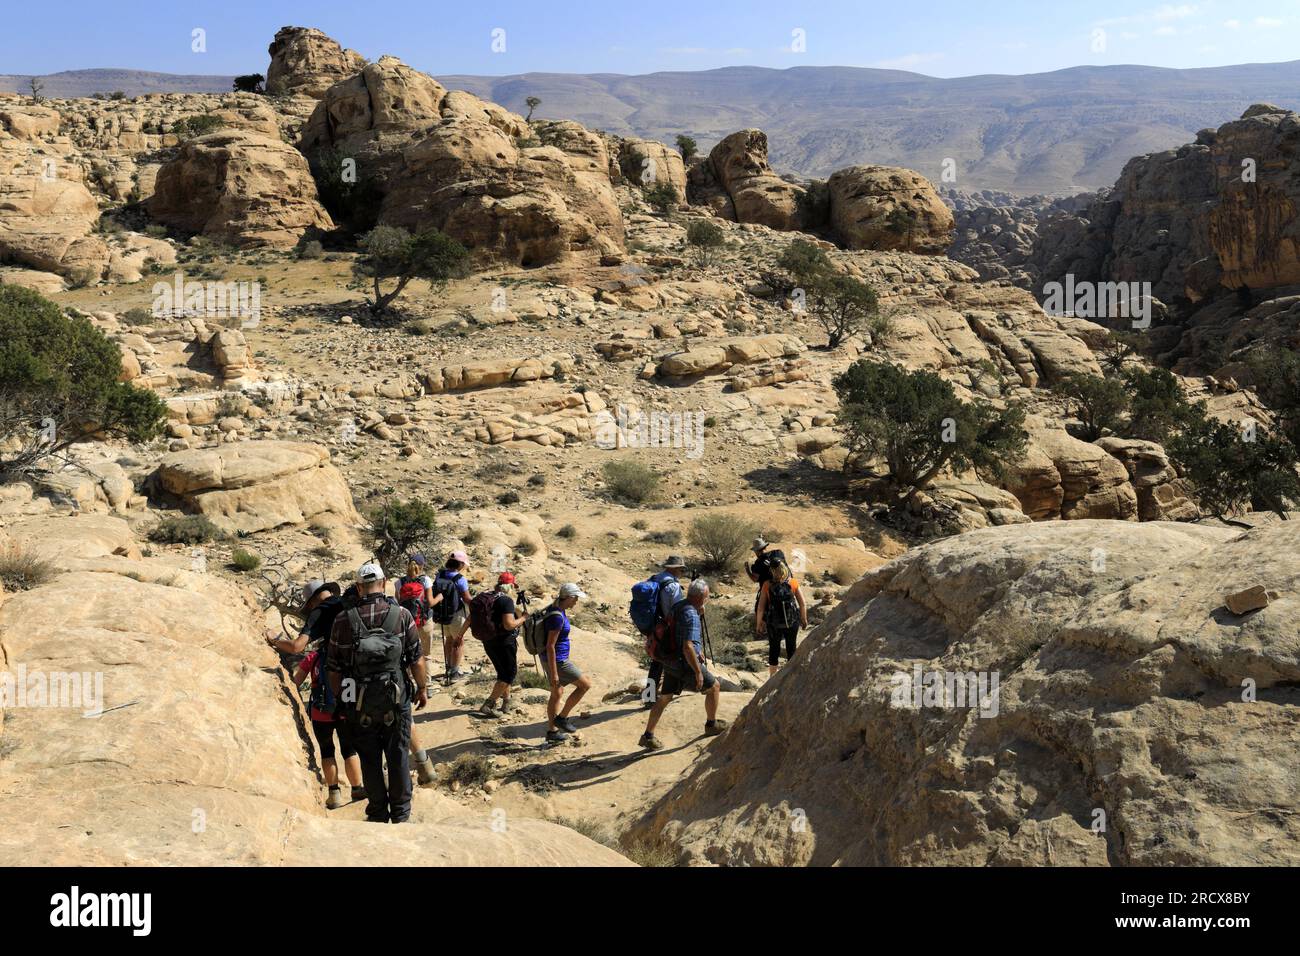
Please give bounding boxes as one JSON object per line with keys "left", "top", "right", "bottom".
{"left": 1097, "top": 3, "right": 1202, "bottom": 27}
{"left": 871, "top": 52, "right": 945, "bottom": 70}
{"left": 1154, "top": 25, "right": 1178, "bottom": 35}
{"left": 1224, "top": 18, "right": 1241, "bottom": 29}
{"left": 1255, "top": 17, "right": 1284, "bottom": 27}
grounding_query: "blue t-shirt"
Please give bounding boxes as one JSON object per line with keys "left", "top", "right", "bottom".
{"left": 674, "top": 601, "right": 703, "bottom": 658}
{"left": 544, "top": 607, "right": 571, "bottom": 663}
{"left": 437, "top": 569, "right": 470, "bottom": 596}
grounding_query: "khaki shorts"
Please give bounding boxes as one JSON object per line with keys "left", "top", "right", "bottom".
{"left": 435, "top": 607, "right": 470, "bottom": 638}
{"left": 417, "top": 620, "right": 436, "bottom": 659}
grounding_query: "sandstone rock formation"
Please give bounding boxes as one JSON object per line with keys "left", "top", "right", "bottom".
{"left": 706, "top": 129, "right": 805, "bottom": 231}
{"left": 629, "top": 520, "right": 1299, "bottom": 865}
{"left": 148, "top": 129, "right": 334, "bottom": 248}
{"left": 300, "top": 55, "right": 626, "bottom": 266}
{"left": 828, "top": 165, "right": 954, "bottom": 254}
{"left": 615, "top": 136, "right": 688, "bottom": 200}
{"left": 655, "top": 333, "right": 806, "bottom": 378}
{"left": 1005, "top": 416, "right": 1137, "bottom": 520}
{"left": 155, "top": 440, "right": 358, "bottom": 533}
{"left": 266, "top": 26, "right": 367, "bottom": 98}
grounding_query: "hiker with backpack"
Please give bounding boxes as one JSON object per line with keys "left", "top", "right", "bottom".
{"left": 264, "top": 579, "right": 342, "bottom": 664}
{"left": 394, "top": 554, "right": 436, "bottom": 691}
{"left": 292, "top": 648, "right": 365, "bottom": 809}
{"left": 429, "top": 551, "right": 472, "bottom": 683}
{"left": 327, "top": 562, "right": 429, "bottom": 824}
{"left": 629, "top": 556, "right": 688, "bottom": 708}
{"left": 745, "top": 537, "right": 776, "bottom": 609}
{"left": 469, "top": 572, "right": 530, "bottom": 718}
{"left": 755, "top": 557, "right": 808, "bottom": 676}
{"left": 539, "top": 583, "right": 591, "bottom": 743}
{"left": 639, "top": 578, "right": 727, "bottom": 751}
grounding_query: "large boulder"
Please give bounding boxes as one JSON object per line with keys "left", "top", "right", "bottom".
{"left": 828, "top": 165, "right": 954, "bottom": 254}
{"left": 301, "top": 55, "right": 625, "bottom": 266}
{"left": 0, "top": 149, "right": 106, "bottom": 281}
{"left": 1005, "top": 417, "right": 1138, "bottom": 520}
{"left": 629, "top": 520, "right": 1300, "bottom": 865}
{"left": 265, "top": 25, "right": 367, "bottom": 98}
{"left": 707, "top": 129, "right": 804, "bottom": 230}
{"left": 616, "top": 136, "right": 688, "bottom": 200}
{"left": 656, "top": 334, "right": 806, "bottom": 378}
{"left": 147, "top": 130, "right": 334, "bottom": 248}
{"left": 154, "top": 440, "right": 358, "bottom": 534}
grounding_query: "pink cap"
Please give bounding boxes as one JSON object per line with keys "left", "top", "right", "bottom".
{"left": 450, "top": 550, "right": 469, "bottom": 565}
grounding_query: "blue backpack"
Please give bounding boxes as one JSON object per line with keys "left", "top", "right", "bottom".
{"left": 629, "top": 575, "right": 665, "bottom": 634}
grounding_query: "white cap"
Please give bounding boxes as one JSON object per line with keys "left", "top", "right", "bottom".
{"left": 357, "top": 562, "right": 385, "bottom": 583}
{"left": 558, "top": 582, "right": 587, "bottom": 600}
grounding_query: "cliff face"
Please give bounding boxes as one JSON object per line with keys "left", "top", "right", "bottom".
{"left": 1033, "top": 105, "right": 1300, "bottom": 307}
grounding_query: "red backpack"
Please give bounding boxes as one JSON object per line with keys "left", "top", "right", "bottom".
{"left": 397, "top": 578, "right": 429, "bottom": 627}
{"left": 469, "top": 590, "right": 504, "bottom": 642}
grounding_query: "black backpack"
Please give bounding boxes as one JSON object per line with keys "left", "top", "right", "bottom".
{"left": 430, "top": 571, "right": 465, "bottom": 625}
{"left": 765, "top": 580, "right": 800, "bottom": 631}
{"left": 345, "top": 604, "right": 407, "bottom": 726}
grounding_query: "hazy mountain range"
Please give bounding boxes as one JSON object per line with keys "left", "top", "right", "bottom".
{"left": 7, "top": 60, "right": 1300, "bottom": 195}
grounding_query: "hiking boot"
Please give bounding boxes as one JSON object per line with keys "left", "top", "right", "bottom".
{"left": 415, "top": 757, "right": 437, "bottom": 786}
{"left": 703, "top": 719, "right": 729, "bottom": 737}
{"left": 639, "top": 732, "right": 664, "bottom": 751}
{"left": 478, "top": 699, "right": 503, "bottom": 719}
{"left": 545, "top": 728, "right": 570, "bottom": 744}
{"left": 326, "top": 787, "right": 347, "bottom": 810}
{"left": 555, "top": 715, "right": 578, "bottom": 734}
{"left": 350, "top": 785, "right": 367, "bottom": 804}
{"left": 496, "top": 697, "right": 513, "bottom": 714}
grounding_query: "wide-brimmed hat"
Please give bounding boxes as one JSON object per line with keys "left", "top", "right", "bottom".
{"left": 661, "top": 555, "right": 687, "bottom": 569}
{"left": 752, "top": 537, "right": 768, "bottom": 551}
{"left": 302, "top": 579, "right": 340, "bottom": 605}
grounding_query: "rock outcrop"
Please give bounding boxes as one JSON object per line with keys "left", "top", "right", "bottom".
{"left": 706, "top": 129, "right": 805, "bottom": 231}
{"left": 300, "top": 55, "right": 625, "bottom": 266}
{"left": 828, "top": 165, "right": 954, "bottom": 254}
{"left": 266, "top": 26, "right": 367, "bottom": 98}
{"left": 1005, "top": 416, "right": 1138, "bottom": 520}
{"left": 147, "top": 129, "right": 334, "bottom": 248}
{"left": 629, "top": 520, "right": 1300, "bottom": 865}
{"left": 154, "top": 440, "right": 358, "bottom": 533}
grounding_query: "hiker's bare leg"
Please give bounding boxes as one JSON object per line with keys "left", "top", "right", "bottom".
{"left": 769, "top": 663, "right": 779, "bottom": 676}
{"left": 547, "top": 684, "right": 562, "bottom": 730}
{"left": 559, "top": 675, "right": 591, "bottom": 718}
{"left": 343, "top": 754, "right": 363, "bottom": 788}
{"left": 490, "top": 679, "right": 510, "bottom": 704}
{"left": 322, "top": 756, "right": 339, "bottom": 787}
{"left": 645, "top": 693, "right": 673, "bottom": 735}
{"left": 451, "top": 623, "right": 469, "bottom": 670}
{"left": 705, "top": 683, "right": 720, "bottom": 722}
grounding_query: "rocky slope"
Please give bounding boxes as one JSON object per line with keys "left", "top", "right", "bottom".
{"left": 627, "top": 519, "right": 1300, "bottom": 866}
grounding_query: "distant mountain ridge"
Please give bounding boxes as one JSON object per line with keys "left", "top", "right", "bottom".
{"left": 7, "top": 60, "right": 1300, "bottom": 195}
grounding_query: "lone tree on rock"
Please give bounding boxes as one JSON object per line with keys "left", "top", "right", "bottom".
{"left": 808, "top": 273, "right": 881, "bottom": 348}
{"left": 886, "top": 206, "right": 918, "bottom": 252}
{"left": 675, "top": 134, "right": 698, "bottom": 161}
{"left": 352, "top": 225, "right": 470, "bottom": 315}
{"left": 0, "top": 286, "right": 167, "bottom": 480}
{"left": 833, "top": 359, "right": 1027, "bottom": 505}
{"left": 525, "top": 96, "right": 541, "bottom": 122}
{"left": 232, "top": 73, "right": 266, "bottom": 94}
{"left": 685, "top": 218, "right": 725, "bottom": 266}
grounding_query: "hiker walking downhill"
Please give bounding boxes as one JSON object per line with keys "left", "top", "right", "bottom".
{"left": 468, "top": 571, "right": 530, "bottom": 718}
{"left": 430, "top": 551, "right": 472, "bottom": 682}
{"left": 327, "top": 563, "right": 429, "bottom": 824}
{"left": 292, "top": 647, "right": 365, "bottom": 809}
{"left": 264, "top": 579, "right": 342, "bottom": 666}
{"left": 755, "top": 556, "right": 808, "bottom": 676}
{"left": 394, "top": 553, "right": 436, "bottom": 691}
{"left": 630, "top": 556, "right": 687, "bottom": 708}
{"left": 640, "top": 578, "right": 728, "bottom": 750}
{"left": 745, "top": 537, "right": 775, "bottom": 610}
{"left": 542, "top": 583, "right": 592, "bottom": 743}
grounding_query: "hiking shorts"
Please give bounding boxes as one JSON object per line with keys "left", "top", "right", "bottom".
{"left": 312, "top": 717, "right": 357, "bottom": 761}
{"left": 552, "top": 659, "right": 583, "bottom": 687}
{"left": 660, "top": 662, "right": 717, "bottom": 696}
{"left": 484, "top": 636, "right": 519, "bottom": 685}
{"left": 768, "top": 626, "right": 799, "bottom": 665}
{"left": 439, "top": 607, "right": 470, "bottom": 637}
{"left": 417, "top": 619, "right": 436, "bottom": 658}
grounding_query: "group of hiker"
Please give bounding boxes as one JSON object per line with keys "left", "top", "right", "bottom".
{"left": 267, "top": 535, "right": 808, "bottom": 824}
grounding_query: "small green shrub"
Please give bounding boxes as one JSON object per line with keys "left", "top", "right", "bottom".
{"left": 556, "top": 524, "right": 577, "bottom": 539}
{"left": 150, "top": 515, "right": 225, "bottom": 545}
{"left": 0, "top": 543, "right": 55, "bottom": 592}
{"left": 602, "top": 460, "right": 659, "bottom": 504}
{"left": 444, "top": 753, "right": 492, "bottom": 789}
{"left": 230, "top": 548, "right": 262, "bottom": 573}
{"left": 688, "top": 514, "right": 761, "bottom": 573}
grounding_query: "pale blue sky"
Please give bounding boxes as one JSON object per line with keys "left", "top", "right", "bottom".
{"left": 3, "top": 0, "right": 1298, "bottom": 77}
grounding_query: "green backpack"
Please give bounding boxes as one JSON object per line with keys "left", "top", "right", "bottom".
{"left": 346, "top": 604, "right": 407, "bottom": 727}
